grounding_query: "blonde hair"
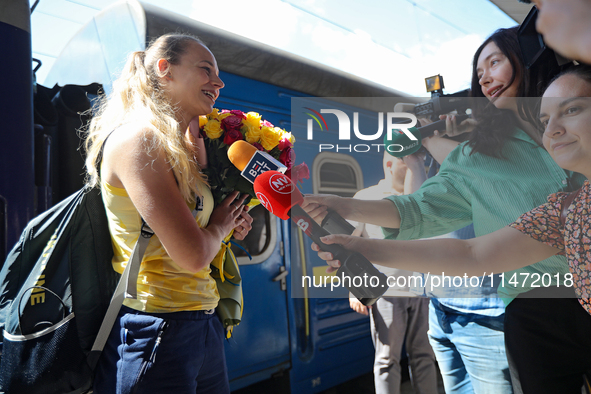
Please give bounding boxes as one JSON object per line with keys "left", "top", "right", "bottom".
{"left": 84, "top": 33, "right": 208, "bottom": 203}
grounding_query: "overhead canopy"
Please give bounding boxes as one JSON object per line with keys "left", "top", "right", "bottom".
{"left": 488, "top": 0, "right": 533, "bottom": 23}
{"left": 46, "top": 0, "right": 408, "bottom": 105}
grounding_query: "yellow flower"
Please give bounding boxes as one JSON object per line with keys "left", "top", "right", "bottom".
{"left": 290, "top": 133, "right": 296, "bottom": 145}
{"left": 244, "top": 112, "right": 261, "bottom": 129}
{"left": 245, "top": 127, "right": 261, "bottom": 144}
{"left": 198, "top": 115, "right": 208, "bottom": 128}
{"left": 204, "top": 119, "right": 223, "bottom": 139}
{"left": 243, "top": 112, "right": 262, "bottom": 143}
{"left": 207, "top": 108, "right": 220, "bottom": 121}
{"left": 260, "top": 126, "right": 282, "bottom": 151}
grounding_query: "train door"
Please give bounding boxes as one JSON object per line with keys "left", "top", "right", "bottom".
{"left": 287, "top": 152, "right": 377, "bottom": 393}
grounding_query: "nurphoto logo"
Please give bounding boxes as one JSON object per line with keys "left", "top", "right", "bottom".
{"left": 304, "top": 108, "right": 419, "bottom": 153}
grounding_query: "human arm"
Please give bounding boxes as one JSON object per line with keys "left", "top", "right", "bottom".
{"left": 314, "top": 194, "right": 568, "bottom": 274}
{"left": 346, "top": 214, "right": 371, "bottom": 316}
{"left": 305, "top": 139, "right": 477, "bottom": 237}
{"left": 301, "top": 194, "right": 401, "bottom": 229}
{"left": 102, "top": 125, "right": 246, "bottom": 273}
{"left": 349, "top": 297, "right": 370, "bottom": 315}
{"left": 421, "top": 137, "right": 460, "bottom": 164}
{"left": 419, "top": 115, "right": 476, "bottom": 164}
{"left": 312, "top": 225, "right": 560, "bottom": 276}
{"left": 401, "top": 153, "right": 427, "bottom": 194}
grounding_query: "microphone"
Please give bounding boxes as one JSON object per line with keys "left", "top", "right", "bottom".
{"left": 227, "top": 140, "right": 287, "bottom": 183}
{"left": 253, "top": 171, "right": 388, "bottom": 305}
{"left": 228, "top": 140, "right": 353, "bottom": 234}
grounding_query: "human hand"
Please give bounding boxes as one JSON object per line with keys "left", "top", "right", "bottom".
{"left": 232, "top": 206, "right": 253, "bottom": 241}
{"left": 209, "top": 191, "right": 248, "bottom": 239}
{"left": 433, "top": 114, "right": 476, "bottom": 138}
{"left": 417, "top": 116, "right": 444, "bottom": 140}
{"left": 349, "top": 297, "right": 371, "bottom": 316}
{"left": 310, "top": 234, "right": 367, "bottom": 273}
{"left": 300, "top": 194, "right": 342, "bottom": 224}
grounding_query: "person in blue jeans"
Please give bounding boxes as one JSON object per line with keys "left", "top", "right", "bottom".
{"left": 420, "top": 225, "right": 510, "bottom": 394}
{"left": 303, "top": 26, "right": 584, "bottom": 393}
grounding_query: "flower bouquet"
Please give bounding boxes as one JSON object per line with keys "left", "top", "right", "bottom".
{"left": 197, "top": 108, "right": 309, "bottom": 337}
{"left": 198, "top": 108, "right": 309, "bottom": 206}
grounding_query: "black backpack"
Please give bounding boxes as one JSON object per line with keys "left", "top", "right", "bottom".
{"left": 0, "top": 185, "right": 152, "bottom": 394}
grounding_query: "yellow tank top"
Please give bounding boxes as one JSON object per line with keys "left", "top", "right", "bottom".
{"left": 101, "top": 179, "right": 219, "bottom": 313}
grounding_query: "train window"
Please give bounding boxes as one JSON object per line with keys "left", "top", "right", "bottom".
{"left": 230, "top": 204, "right": 278, "bottom": 265}
{"left": 313, "top": 153, "right": 363, "bottom": 197}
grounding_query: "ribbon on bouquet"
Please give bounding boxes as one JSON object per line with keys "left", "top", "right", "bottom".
{"left": 209, "top": 198, "right": 259, "bottom": 338}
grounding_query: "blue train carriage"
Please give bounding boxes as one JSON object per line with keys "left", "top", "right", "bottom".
{"left": 0, "top": 0, "right": 35, "bottom": 261}
{"left": 5, "top": 0, "right": 415, "bottom": 392}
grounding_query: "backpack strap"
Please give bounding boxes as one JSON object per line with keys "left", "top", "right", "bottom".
{"left": 560, "top": 187, "right": 583, "bottom": 228}
{"left": 86, "top": 221, "right": 153, "bottom": 369}
{"left": 87, "top": 210, "right": 198, "bottom": 370}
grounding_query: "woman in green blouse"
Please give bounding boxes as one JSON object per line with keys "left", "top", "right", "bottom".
{"left": 303, "top": 28, "right": 586, "bottom": 393}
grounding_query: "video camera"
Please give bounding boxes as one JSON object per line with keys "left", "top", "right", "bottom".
{"left": 387, "top": 75, "right": 472, "bottom": 156}
{"left": 412, "top": 75, "right": 471, "bottom": 122}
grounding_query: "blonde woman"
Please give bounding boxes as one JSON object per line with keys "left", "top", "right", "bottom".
{"left": 85, "top": 34, "right": 252, "bottom": 394}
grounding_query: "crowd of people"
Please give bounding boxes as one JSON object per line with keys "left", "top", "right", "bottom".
{"left": 305, "top": 1, "right": 591, "bottom": 393}
{"left": 78, "top": 0, "right": 591, "bottom": 393}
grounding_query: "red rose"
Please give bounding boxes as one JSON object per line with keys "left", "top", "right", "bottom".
{"left": 230, "top": 110, "right": 246, "bottom": 119}
{"left": 279, "top": 147, "right": 295, "bottom": 170}
{"left": 278, "top": 136, "right": 292, "bottom": 151}
{"left": 252, "top": 142, "right": 264, "bottom": 151}
{"left": 223, "top": 128, "right": 244, "bottom": 146}
{"left": 221, "top": 115, "right": 243, "bottom": 132}
{"left": 287, "top": 162, "right": 310, "bottom": 184}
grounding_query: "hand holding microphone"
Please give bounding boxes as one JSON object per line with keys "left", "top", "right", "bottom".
{"left": 253, "top": 171, "right": 388, "bottom": 305}
{"left": 228, "top": 140, "right": 354, "bottom": 235}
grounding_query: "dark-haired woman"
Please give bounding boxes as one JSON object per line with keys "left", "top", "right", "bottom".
{"left": 303, "top": 26, "right": 585, "bottom": 393}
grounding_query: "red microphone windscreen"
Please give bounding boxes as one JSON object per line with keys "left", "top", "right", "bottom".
{"left": 253, "top": 171, "right": 303, "bottom": 220}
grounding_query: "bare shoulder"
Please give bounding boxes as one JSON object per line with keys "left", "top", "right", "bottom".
{"left": 101, "top": 124, "right": 165, "bottom": 188}
{"left": 104, "top": 123, "right": 157, "bottom": 157}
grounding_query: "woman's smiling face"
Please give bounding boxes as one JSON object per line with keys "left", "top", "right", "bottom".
{"left": 476, "top": 42, "right": 520, "bottom": 111}
{"left": 163, "top": 40, "right": 225, "bottom": 121}
{"left": 540, "top": 73, "right": 591, "bottom": 178}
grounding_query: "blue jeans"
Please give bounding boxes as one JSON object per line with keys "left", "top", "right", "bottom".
{"left": 428, "top": 300, "right": 513, "bottom": 394}
{"left": 94, "top": 306, "right": 229, "bottom": 394}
